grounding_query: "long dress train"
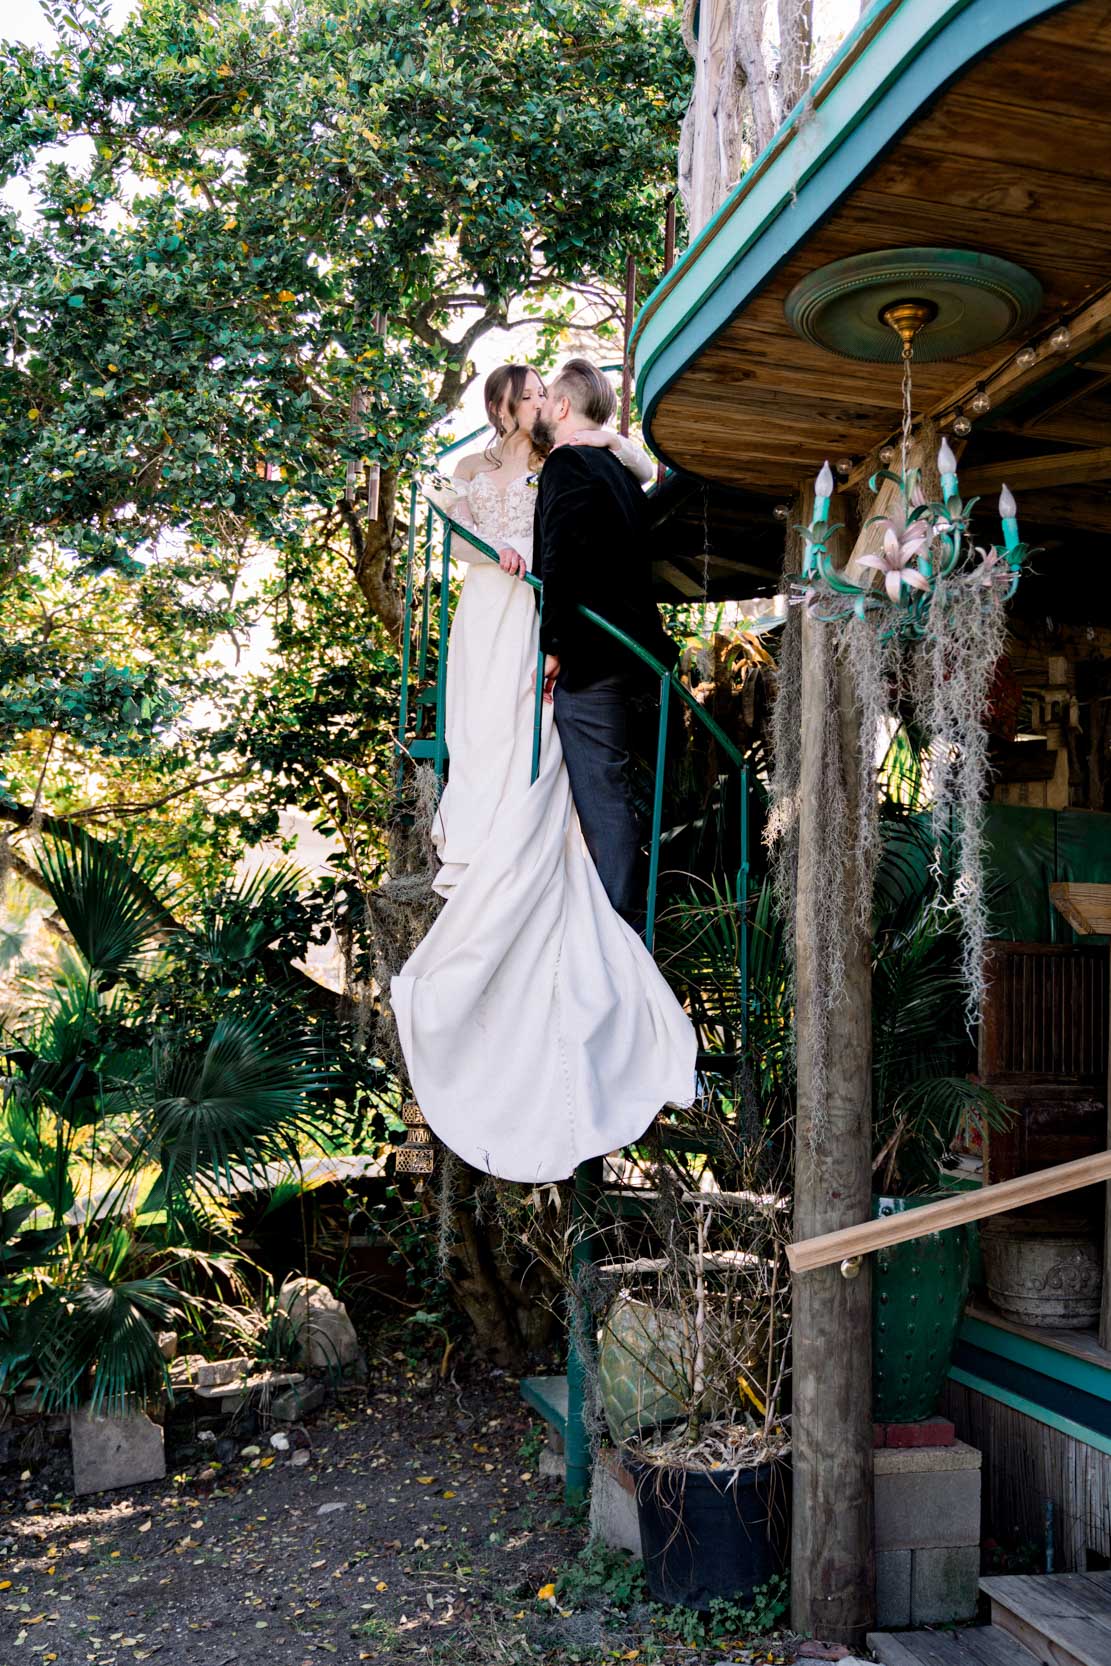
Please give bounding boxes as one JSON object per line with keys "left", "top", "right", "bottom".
{"left": 391, "top": 465, "right": 696, "bottom": 1184}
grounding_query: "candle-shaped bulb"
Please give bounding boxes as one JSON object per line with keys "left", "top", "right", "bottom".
{"left": 815, "top": 461, "right": 834, "bottom": 499}
{"left": 999, "top": 484, "right": 1017, "bottom": 519}
{"left": 937, "top": 437, "right": 957, "bottom": 476}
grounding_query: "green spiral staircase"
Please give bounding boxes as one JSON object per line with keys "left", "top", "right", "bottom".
{"left": 394, "top": 435, "right": 756, "bottom": 1500}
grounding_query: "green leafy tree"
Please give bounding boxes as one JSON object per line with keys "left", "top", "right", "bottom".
{"left": 1, "top": 0, "right": 687, "bottom": 875}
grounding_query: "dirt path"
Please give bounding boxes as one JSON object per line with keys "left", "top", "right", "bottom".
{"left": 1, "top": 1353, "right": 798, "bottom": 1666}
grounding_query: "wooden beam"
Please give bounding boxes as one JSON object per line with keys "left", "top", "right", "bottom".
{"left": 791, "top": 492, "right": 875, "bottom": 1644}
{"left": 959, "top": 444, "right": 1111, "bottom": 496}
{"left": 788, "top": 1150, "right": 1111, "bottom": 1273}
{"left": 929, "top": 283, "right": 1111, "bottom": 431}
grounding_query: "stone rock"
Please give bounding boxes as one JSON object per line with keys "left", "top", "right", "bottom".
{"left": 215, "top": 1437, "right": 238, "bottom": 1463}
{"left": 197, "top": 1429, "right": 217, "bottom": 1445}
{"left": 271, "top": 1380, "right": 326, "bottom": 1423}
{"left": 290, "top": 1448, "right": 311, "bottom": 1467}
{"left": 588, "top": 1445, "right": 642, "bottom": 1557}
{"left": 318, "top": 1500, "right": 345, "bottom": 1515}
{"left": 157, "top": 1331, "right": 178, "bottom": 1362}
{"left": 71, "top": 1408, "right": 166, "bottom": 1496}
{"left": 240, "top": 1444, "right": 261, "bottom": 1458}
{"left": 797, "top": 1646, "right": 852, "bottom": 1661}
{"left": 269, "top": 1432, "right": 290, "bottom": 1451}
{"left": 277, "top": 1278, "right": 360, "bottom": 1373}
{"left": 195, "top": 1356, "right": 252, "bottom": 1388}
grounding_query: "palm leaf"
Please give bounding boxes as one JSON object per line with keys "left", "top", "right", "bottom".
{"left": 190, "top": 861, "right": 308, "bottom": 968}
{"left": 141, "top": 1009, "right": 328, "bottom": 1199}
{"left": 34, "top": 828, "right": 179, "bottom": 981}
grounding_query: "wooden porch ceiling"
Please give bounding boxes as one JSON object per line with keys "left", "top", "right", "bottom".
{"left": 636, "top": 0, "right": 1111, "bottom": 531}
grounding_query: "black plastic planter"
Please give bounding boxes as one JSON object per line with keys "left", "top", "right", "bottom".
{"left": 624, "top": 1455, "right": 789, "bottom": 1611}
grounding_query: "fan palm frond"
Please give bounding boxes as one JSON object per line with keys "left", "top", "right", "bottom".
{"left": 189, "top": 861, "right": 308, "bottom": 969}
{"left": 34, "top": 829, "right": 179, "bottom": 981}
{"left": 142, "top": 1010, "right": 328, "bottom": 1199}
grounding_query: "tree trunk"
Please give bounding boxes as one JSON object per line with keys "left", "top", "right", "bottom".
{"left": 777, "top": 0, "right": 814, "bottom": 117}
{"left": 791, "top": 501, "right": 876, "bottom": 1645}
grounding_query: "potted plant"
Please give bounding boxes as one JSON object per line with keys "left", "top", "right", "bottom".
{"left": 591, "top": 1107, "right": 792, "bottom": 1611}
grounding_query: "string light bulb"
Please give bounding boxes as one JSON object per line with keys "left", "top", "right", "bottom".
{"left": 835, "top": 456, "right": 853, "bottom": 476}
{"left": 772, "top": 503, "right": 790, "bottom": 522}
{"left": 1016, "top": 346, "right": 1037, "bottom": 370}
{"left": 970, "top": 387, "right": 991, "bottom": 416}
{"left": 1049, "top": 322, "right": 1072, "bottom": 352}
{"left": 878, "top": 446, "right": 895, "bottom": 466}
{"left": 952, "top": 414, "right": 973, "bottom": 437}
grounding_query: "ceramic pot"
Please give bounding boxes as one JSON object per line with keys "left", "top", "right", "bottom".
{"left": 598, "top": 1297, "right": 688, "bottom": 1443}
{"left": 872, "top": 1194, "right": 971, "bottom": 1422}
{"left": 980, "top": 1212, "right": 1102, "bottom": 1329}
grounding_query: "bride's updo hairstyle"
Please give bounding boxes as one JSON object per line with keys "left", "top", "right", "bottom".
{"left": 483, "top": 363, "right": 544, "bottom": 468}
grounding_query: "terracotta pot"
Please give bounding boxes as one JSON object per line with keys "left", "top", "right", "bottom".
{"left": 980, "top": 1213, "right": 1102, "bottom": 1329}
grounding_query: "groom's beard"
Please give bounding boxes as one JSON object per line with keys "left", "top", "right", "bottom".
{"left": 532, "top": 416, "right": 555, "bottom": 454}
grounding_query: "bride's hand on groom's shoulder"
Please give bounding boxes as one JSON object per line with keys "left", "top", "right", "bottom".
{"left": 497, "top": 546, "right": 527, "bottom": 578}
{"left": 568, "top": 428, "right": 613, "bottom": 450}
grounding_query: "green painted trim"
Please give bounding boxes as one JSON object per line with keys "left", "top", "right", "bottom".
{"left": 633, "top": 0, "right": 1076, "bottom": 467}
{"left": 960, "top": 1315, "right": 1111, "bottom": 1405}
{"left": 949, "top": 1365, "right": 1111, "bottom": 1458}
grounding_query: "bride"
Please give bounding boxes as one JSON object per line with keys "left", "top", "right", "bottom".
{"left": 391, "top": 363, "right": 697, "bottom": 1184}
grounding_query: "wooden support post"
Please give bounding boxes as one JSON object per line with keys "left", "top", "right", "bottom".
{"left": 791, "top": 489, "right": 875, "bottom": 1645}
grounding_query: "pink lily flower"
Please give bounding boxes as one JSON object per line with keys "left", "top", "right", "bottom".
{"left": 859, "top": 513, "right": 932, "bottom": 603}
{"left": 968, "top": 546, "right": 1009, "bottom": 589}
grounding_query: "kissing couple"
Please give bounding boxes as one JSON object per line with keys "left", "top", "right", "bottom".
{"left": 391, "top": 358, "right": 697, "bottom": 1183}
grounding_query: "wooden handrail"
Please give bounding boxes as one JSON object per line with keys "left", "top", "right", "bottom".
{"left": 786, "top": 1150, "right": 1111, "bottom": 1273}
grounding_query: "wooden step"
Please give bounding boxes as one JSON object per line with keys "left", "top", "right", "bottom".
{"left": 519, "top": 1374, "right": 568, "bottom": 1442}
{"left": 980, "top": 1572, "right": 1111, "bottom": 1666}
{"left": 868, "top": 1625, "right": 1040, "bottom": 1665}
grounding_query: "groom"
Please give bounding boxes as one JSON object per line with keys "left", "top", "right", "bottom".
{"left": 532, "top": 358, "right": 677, "bottom": 933}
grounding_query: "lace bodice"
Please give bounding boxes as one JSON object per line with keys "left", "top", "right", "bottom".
{"left": 457, "top": 469, "right": 537, "bottom": 552}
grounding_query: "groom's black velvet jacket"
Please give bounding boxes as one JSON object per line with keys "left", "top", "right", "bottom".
{"left": 533, "top": 444, "right": 677, "bottom": 690}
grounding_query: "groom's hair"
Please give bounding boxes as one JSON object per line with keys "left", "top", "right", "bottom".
{"left": 549, "top": 358, "right": 616, "bottom": 427}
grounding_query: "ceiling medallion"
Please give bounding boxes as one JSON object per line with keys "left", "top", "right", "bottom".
{"left": 784, "top": 247, "right": 1043, "bottom": 364}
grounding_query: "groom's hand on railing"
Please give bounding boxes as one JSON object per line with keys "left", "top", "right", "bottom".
{"left": 497, "top": 545, "right": 528, "bottom": 578}
{"left": 531, "top": 654, "right": 561, "bottom": 704}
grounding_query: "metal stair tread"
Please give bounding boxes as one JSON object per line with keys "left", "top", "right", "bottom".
{"left": 867, "top": 1625, "right": 1041, "bottom": 1666}
{"left": 979, "top": 1572, "right": 1111, "bottom": 1666}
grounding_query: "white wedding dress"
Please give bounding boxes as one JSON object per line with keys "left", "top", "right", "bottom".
{"left": 390, "top": 461, "right": 697, "bottom": 1184}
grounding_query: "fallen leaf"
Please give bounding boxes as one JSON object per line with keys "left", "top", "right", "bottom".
{"left": 442, "top": 1491, "right": 455, "bottom": 1499}
{"left": 416, "top": 1477, "right": 435, "bottom": 1486}
{"left": 138, "top": 1523, "right": 152, "bottom": 1535}
{"left": 536, "top": 1583, "right": 556, "bottom": 1602}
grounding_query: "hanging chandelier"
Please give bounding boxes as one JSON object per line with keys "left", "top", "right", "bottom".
{"left": 794, "top": 297, "right": 1032, "bottom": 640}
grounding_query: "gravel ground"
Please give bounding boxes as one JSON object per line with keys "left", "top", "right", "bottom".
{"left": 1, "top": 1348, "right": 806, "bottom": 1666}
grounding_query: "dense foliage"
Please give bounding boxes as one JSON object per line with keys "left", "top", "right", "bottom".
{"left": 1, "top": 0, "right": 688, "bottom": 870}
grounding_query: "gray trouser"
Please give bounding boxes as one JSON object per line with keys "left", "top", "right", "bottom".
{"left": 553, "top": 674, "right": 645, "bottom": 935}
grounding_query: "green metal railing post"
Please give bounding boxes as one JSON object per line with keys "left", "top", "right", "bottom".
{"left": 530, "top": 647, "right": 546, "bottom": 785}
{"left": 433, "top": 524, "right": 451, "bottom": 780}
{"left": 565, "top": 1154, "right": 603, "bottom": 1506}
{"left": 644, "top": 672, "right": 671, "bottom": 954}
{"left": 417, "top": 506, "right": 433, "bottom": 683}
{"left": 739, "top": 763, "right": 750, "bottom": 1048}
{"left": 395, "top": 479, "right": 418, "bottom": 798}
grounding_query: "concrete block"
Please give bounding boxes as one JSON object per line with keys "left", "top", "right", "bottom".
{"left": 539, "top": 1443, "right": 566, "bottom": 1480}
{"left": 875, "top": 1465, "right": 980, "bottom": 1551}
{"left": 71, "top": 1408, "right": 166, "bottom": 1496}
{"left": 271, "top": 1380, "right": 325, "bottom": 1422}
{"left": 910, "top": 1544, "right": 980, "bottom": 1625}
{"left": 588, "top": 1446, "right": 642, "bottom": 1558}
{"left": 875, "top": 1548, "right": 912, "bottom": 1627}
{"left": 873, "top": 1438, "right": 980, "bottom": 1476}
